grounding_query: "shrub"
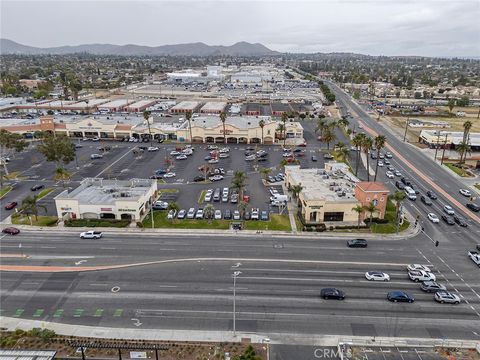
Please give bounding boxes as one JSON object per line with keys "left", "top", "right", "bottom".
{"left": 64, "top": 219, "right": 130, "bottom": 228}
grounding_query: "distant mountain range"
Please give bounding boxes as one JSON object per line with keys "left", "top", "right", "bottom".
{"left": 0, "top": 39, "right": 279, "bottom": 56}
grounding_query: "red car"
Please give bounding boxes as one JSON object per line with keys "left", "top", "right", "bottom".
{"left": 2, "top": 227, "right": 20, "bottom": 235}
{"left": 4, "top": 202, "right": 17, "bottom": 210}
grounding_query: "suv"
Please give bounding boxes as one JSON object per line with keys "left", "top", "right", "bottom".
{"left": 420, "top": 281, "right": 446, "bottom": 293}
{"left": 213, "top": 188, "right": 221, "bottom": 202}
{"left": 401, "top": 177, "right": 411, "bottom": 186}
{"left": 408, "top": 270, "right": 436, "bottom": 282}
{"left": 420, "top": 195, "right": 432, "bottom": 205}
{"left": 466, "top": 203, "right": 480, "bottom": 212}
{"left": 347, "top": 239, "right": 368, "bottom": 248}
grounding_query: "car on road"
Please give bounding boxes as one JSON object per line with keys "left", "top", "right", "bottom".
{"left": 466, "top": 203, "right": 480, "bottom": 212}
{"left": 186, "top": 208, "right": 195, "bottom": 219}
{"left": 427, "top": 213, "right": 439, "bottom": 223}
{"left": 408, "top": 270, "right": 436, "bottom": 282}
{"left": 407, "top": 264, "right": 431, "bottom": 272}
{"left": 30, "top": 184, "right": 45, "bottom": 191}
{"left": 311, "top": 155, "right": 318, "bottom": 162}
{"left": 177, "top": 209, "right": 186, "bottom": 219}
{"left": 4, "top": 201, "right": 18, "bottom": 210}
{"left": 443, "top": 205, "right": 455, "bottom": 215}
{"left": 385, "top": 171, "right": 394, "bottom": 179}
{"left": 385, "top": 152, "right": 393, "bottom": 158}
{"left": 147, "top": 146, "right": 159, "bottom": 152}
{"left": 347, "top": 238, "right": 368, "bottom": 248}
{"left": 377, "top": 161, "right": 384, "bottom": 167}
{"left": 459, "top": 189, "right": 472, "bottom": 197}
{"left": 435, "top": 291, "right": 460, "bottom": 304}
{"left": 167, "top": 209, "right": 177, "bottom": 219}
{"left": 387, "top": 291, "right": 414, "bottom": 303}
{"left": 209, "top": 175, "right": 224, "bottom": 182}
{"left": 214, "top": 210, "right": 222, "bottom": 220}
{"left": 176, "top": 154, "right": 187, "bottom": 160}
{"left": 2, "top": 227, "right": 20, "bottom": 235}
{"left": 426, "top": 190, "right": 438, "bottom": 200}
{"left": 401, "top": 177, "right": 411, "bottom": 186}
{"left": 365, "top": 271, "right": 390, "bottom": 281}
{"left": 394, "top": 171, "right": 402, "bottom": 177}
{"left": 441, "top": 214, "right": 455, "bottom": 225}
{"left": 90, "top": 154, "right": 103, "bottom": 160}
{"left": 387, "top": 165, "right": 395, "bottom": 171}
{"left": 251, "top": 208, "right": 259, "bottom": 220}
{"left": 420, "top": 195, "right": 433, "bottom": 205}
{"left": 195, "top": 209, "right": 204, "bottom": 219}
{"left": 163, "top": 172, "right": 176, "bottom": 178}
{"left": 320, "top": 288, "right": 345, "bottom": 300}
{"left": 468, "top": 251, "right": 480, "bottom": 266}
{"left": 453, "top": 215, "right": 468, "bottom": 227}
{"left": 323, "top": 153, "right": 334, "bottom": 160}
{"left": 80, "top": 231, "right": 102, "bottom": 239}
{"left": 395, "top": 181, "right": 405, "bottom": 190}
{"left": 420, "top": 281, "right": 446, "bottom": 293}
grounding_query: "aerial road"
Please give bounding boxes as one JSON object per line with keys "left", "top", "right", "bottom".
{"left": 1, "top": 230, "right": 479, "bottom": 341}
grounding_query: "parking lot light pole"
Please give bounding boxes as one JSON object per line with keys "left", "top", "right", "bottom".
{"left": 232, "top": 271, "right": 242, "bottom": 337}
{"left": 150, "top": 199, "right": 154, "bottom": 229}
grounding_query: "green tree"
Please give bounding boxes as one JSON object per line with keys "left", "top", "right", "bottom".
{"left": 21, "top": 195, "right": 47, "bottom": 221}
{"left": 166, "top": 202, "right": 180, "bottom": 221}
{"left": 237, "top": 200, "right": 248, "bottom": 217}
{"left": 334, "top": 142, "right": 349, "bottom": 163}
{"left": 447, "top": 99, "right": 455, "bottom": 114}
{"left": 322, "top": 127, "right": 336, "bottom": 150}
{"left": 231, "top": 170, "right": 247, "bottom": 198}
{"left": 234, "top": 345, "right": 261, "bottom": 360}
{"left": 456, "top": 141, "right": 471, "bottom": 164}
{"left": 33, "top": 89, "right": 49, "bottom": 99}
{"left": 143, "top": 110, "right": 153, "bottom": 146}
{"left": 352, "top": 133, "right": 366, "bottom": 176}
{"left": 277, "top": 123, "right": 285, "bottom": 143}
{"left": 203, "top": 203, "right": 215, "bottom": 222}
{"left": 352, "top": 204, "right": 364, "bottom": 229}
{"left": 392, "top": 191, "right": 406, "bottom": 233}
{"left": 290, "top": 184, "right": 303, "bottom": 199}
{"left": 363, "top": 201, "right": 378, "bottom": 225}
{"left": 219, "top": 111, "right": 227, "bottom": 144}
{"left": 373, "top": 135, "right": 386, "bottom": 181}
{"left": 37, "top": 134, "right": 75, "bottom": 170}
{"left": 361, "top": 136, "right": 373, "bottom": 181}
{"left": 260, "top": 167, "right": 272, "bottom": 180}
{"left": 461, "top": 120, "right": 472, "bottom": 163}
{"left": 54, "top": 167, "right": 72, "bottom": 187}
{"left": 258, "top": 119, "right": 265, "bottom": 144}
{"left": 185, "top": 110, "right": 193, "bottom": 145}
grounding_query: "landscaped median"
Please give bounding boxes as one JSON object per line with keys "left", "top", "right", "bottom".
{"left": 36, "top": 187, "right": 54, "bottom": 200}
{"left": 0, "top": 186, "right": 12, "bottom": 199}
{"left": 141, "top": 212, "right": 292, "bottom": 231}
{"left": 369, "top": 198, "right": 410, "bottom": 234}
{"left": 444, "top": 163, "right": 473, "bottom": 177}
{"left": 11, "top": 215, "right": 58, "bottom": 227}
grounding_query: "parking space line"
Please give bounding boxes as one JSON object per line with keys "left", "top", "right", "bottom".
{"left": 13, "top": 309, "right": 24, "bottom": 317}
{"left": 113, "top": 309, "right": 123, "bottom": 317}
{"left": 93, "top": 309, "right": 104, "bottom": 317}
{"left": 33, "top": 309, "right": 44, "bottom": 317}
{"left": 73, "top": 309, "right": 84, "bottom": 317}
{"left": 53, "top": 309, "right": 64, "bottom": 318}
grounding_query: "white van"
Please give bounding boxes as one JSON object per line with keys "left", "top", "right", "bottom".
{"left": 404, "top": 186, "right": 417, "bottom": 200}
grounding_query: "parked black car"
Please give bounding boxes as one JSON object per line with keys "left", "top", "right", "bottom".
{"left": 244, "top": 211, "right": 251, "bottom": 220}
{"left": 347, "top": 238, "right": 368, "bottom": 248}
{"left": 193, "top": 176, "right": 205, "bottom": 182}
{"left": 320, "top": 288, "right": 345, "bottom": 300}
{"left": 466, "top": 203, "right": 480, "bottom": 212}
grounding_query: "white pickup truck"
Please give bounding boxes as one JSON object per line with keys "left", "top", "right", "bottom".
{"left": 468, "top": 251, "right": 480, "bottom": 266}
{"left": 80, "top": 231, "right": 103, "bottom": 239}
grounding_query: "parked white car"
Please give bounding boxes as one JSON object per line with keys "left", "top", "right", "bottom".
{"left": 365, "top": 271, "right": 390, "bottom": 281}
{"left": 80, "top": 231, "right": 103, "bottom": 239}
{"left": 209, "top": 175, "right": 224, "bottom": 182}
{"left": 167, "top": 209, "right": 177, "bottom": 219}
{"left": 459, "top": 189, "right": 472, "bottom": 197}
{"left": 176, "top": 154, "right": 187, "bottom": 160}
{"left": 147, "top": 146, "right": 159, "bottom": 152}
{"left": 163, "top": 172, "right": 176, "bottom": 178}
{"left": 186, "top": 208, "right": 195, "bottom": 219}
{"left": 214, "top": 209, "right": 222, "bottom": 220}
{"left": 195, "top": 208, "right": 204, "bottom": 219}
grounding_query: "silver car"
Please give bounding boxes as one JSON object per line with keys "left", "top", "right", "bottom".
{"left": 434, "top": 291, "right": 460, "bottom": 304}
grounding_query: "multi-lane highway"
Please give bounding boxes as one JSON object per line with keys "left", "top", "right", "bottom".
{"left": 1, "top": 231, "right": 479, "bottom": 341}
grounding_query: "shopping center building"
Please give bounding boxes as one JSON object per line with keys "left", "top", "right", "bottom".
{"left": 54, "top": 178, "right": 157, "bottom": 221}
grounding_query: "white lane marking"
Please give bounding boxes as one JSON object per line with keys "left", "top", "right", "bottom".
{"left": 95, "top": 147, "right": 133, "bottom": 178}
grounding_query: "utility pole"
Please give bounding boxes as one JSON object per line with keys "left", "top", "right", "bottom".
{"left": 433, "top": 132, "right": 442, "bottom": 160}
{"left": 402, "top": 117, "right": 409, "bottom": 142}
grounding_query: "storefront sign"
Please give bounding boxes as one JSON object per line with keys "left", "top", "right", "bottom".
{"left": 100, "top": 207, "right": 113, "bottom": 212}
{"left": 60, "top": 207, "right": 72, "bottom": 211}
{"left": 118, "top": 208, "right": 136, "bottom": 212}
{"left": 220, "top": 129, "right": 233, "bottom": 135}
{"left": 309, "top": 205, "right": 324, "bottom": 210}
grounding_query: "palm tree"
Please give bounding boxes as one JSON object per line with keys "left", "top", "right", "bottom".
{"left": 281, "top": 112, "right": 288, "bottom": 146}
{"left": 259, "top": 119, "right": 265, "bottom": 144}
{"left": 392, "top": 191, "right": 406, "bottom": 233}
{"left": 455, "top": 141, "right": 471, "bottom": 164}
{"left": 362, "top": 136, "right": 373, "bottom": 181}
{"left": 279, "top": 158, "right": 289, "bottom": 170}
{"left": 185, "top": 110, "right": 193, "bottom": 145}
{"left": 203, "top": 204, "right": 215, "bottom": 223}
{"left": 352, "top": 133, "right": 366, "bottom": 176}
{"left": 290, "top": 184, "right": 303, "bottom": 199}
{"left": 54, "top": 167, "right": 71, "bottom": 187}
{"left": 316, "top": 118, "right": 327, "bottom": 139}
{"left": 363, "top": 201, "right": 378, "bottom": 225}
{"left": 322, "top": 127, "right": 336, "bottom": 150}
{"left": 260, "top": 167, "right": 272, "bottom": 180}
{"left": 143, "top": 110, "right": 153, "bottom": 147}
{"left": 461, "top": 120, "right": 472, "bottom": 163}
{"left": 338, "top": 118, "right": 350, "bottom": 129}
{"left": 237, "top": 201, "right": 248, "bottom": 217}
{"left": 231, "top": 170, "right": 247, "bottom": 199}
{"left": 373, "top": 135, "right": 386, "bottom": 181}
{"left": 219, "top": 111, "right": 227, "bottom": 144}
{"left": 277, "top": 123, "right": 285, "bottom": 144}
{"left": 335, "top": 142, "right": 349, "bottom": 163}
{"left": 352, "top": 204, "right": 364, "bottom": 229}
{"left": 21, "top": 195, "right": 47, "bottom": 221}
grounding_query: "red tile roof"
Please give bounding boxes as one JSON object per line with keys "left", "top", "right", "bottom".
{"left": 356, "top": 181, "right": 390, "bottom": 193}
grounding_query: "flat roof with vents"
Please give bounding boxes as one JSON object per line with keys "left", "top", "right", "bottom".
{"left": 0, "top": 350, "right": 57, "bottom": 360}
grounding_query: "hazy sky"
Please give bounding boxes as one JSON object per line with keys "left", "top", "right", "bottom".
{"left": 1, "top": 0, "right": 479, "bottom": 57}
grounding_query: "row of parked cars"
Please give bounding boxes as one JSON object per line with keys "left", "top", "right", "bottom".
{"left": 165, "top": 207, "right": 269, "bottom": 221}
{"left": 320, "top": 264, "right": 460, "bottom": 304}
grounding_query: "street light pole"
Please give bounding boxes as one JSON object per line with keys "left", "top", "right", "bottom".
{"left": 402, "top": 117, "right": 409, "bottom": 142}
{"left": 232, "top": 271, "right": 242, "bottom": 337}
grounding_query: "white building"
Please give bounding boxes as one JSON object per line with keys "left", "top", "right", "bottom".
{"left": 55, "top": 178, "right": 157, "bottom": 221}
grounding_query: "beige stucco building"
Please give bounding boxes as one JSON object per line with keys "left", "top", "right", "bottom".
{"left": 285, "top": 163, "right": 360, "bottom": 225}
{"left": 54, "top": 178, "right": 157, "bottom": 221}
